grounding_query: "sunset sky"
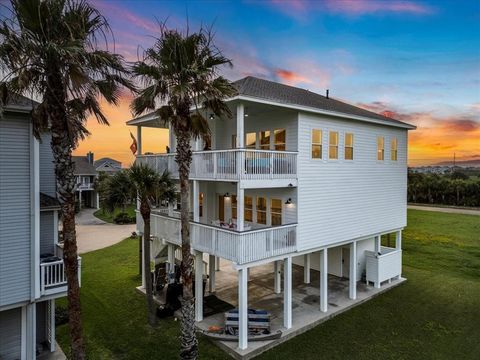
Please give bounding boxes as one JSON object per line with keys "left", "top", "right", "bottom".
{"left": 73, "top": 0, "right": 480, "bottom": 167}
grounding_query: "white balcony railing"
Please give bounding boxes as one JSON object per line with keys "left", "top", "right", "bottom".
{"left": 40, "top": 257, "right": 82, "bottom": 296}
{"left": 149, "top": 212, "right": 297, "bottom": 264}
{"left": 76, "top": 183, "right": 94, "bottom": 191}
{"left": 136, "top": 149, "right": 297, "bottom": 181}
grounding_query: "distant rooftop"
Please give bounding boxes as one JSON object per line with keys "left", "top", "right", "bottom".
{"left": 72, "top": 156, "right": 97, "bottom": 175}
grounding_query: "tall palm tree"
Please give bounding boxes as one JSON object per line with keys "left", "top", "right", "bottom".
{"left": 0, "top": 1, "right": 133, "bottom": 358}
{"left": 131, "top": 26, "right": 236, "bottom": 359}
{"left": 128, "top": 164, "right": 176, "bottom": 326}
{"left": 102, "top": 169, "right": 135, "bottom": 214}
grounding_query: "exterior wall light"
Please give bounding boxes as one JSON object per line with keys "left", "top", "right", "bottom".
{"left": 209, "top": 114, "right": 214, "bottom": 120}
{"left": 285, "top": 198, "right": 292, "bottom": 205}
{"left": 224, "top": 192, "right": 230, "bottom": 198}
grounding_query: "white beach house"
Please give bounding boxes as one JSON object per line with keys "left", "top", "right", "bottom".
{"left": 128, "top": 76, "right": 415, "bottom": 352}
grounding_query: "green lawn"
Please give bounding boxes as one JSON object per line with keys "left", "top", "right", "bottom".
{"left": 57, "top": 210, "right": 480, "bottom": 359}
{"left": 93, "top": 204, "right": 136, "bottom": 224}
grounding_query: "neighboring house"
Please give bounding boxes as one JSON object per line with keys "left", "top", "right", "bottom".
{"left": 94, "top": 157, "right": 122, "bottom": 174}
{"left": 0, "top": 95, "right": 81, "bottom": 359}
{"left": 72, "top": 152, "right": 99, "bottom": 209}
{"left": 128, "top": 76, "right": 415, "bottom": 350}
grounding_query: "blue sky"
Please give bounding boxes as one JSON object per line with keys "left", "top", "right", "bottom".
{"left": 77, "top": 0, "right": 480, "bottom": 165}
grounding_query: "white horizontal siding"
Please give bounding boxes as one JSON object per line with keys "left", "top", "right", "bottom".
{"left": 39, "top": 133, "right": 56, "bottom": 197}
{"left": 0, "top": 116, "right": 32, "bottom": 306}
{"left": 297, "top": 112, "right": 408, "bottom": 251}
{"left": 0, "top": 307, "right": 22, "bottom": 360}
{"left": 40, "top": 211, "right": 55, "bottom": 255}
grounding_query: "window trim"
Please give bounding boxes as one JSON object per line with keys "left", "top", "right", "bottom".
{"left": 329, "top": 130, "right": 339, "bottom": 160}
{"left": 391, "top": 137, "right": 398, "bottom": 161}
{"left": 273, "top": 128, "right": 286, "bottom": 151}
{"left": 311, "top": 128, "right": 323, "bottom": 160}
{"left": 256, "top": 196, "right": 267, "bottom": 225}
{"left": 377, "top": 136, "right": 385, "bottom": 161}
{"left": 270, "top": 198, "right": 282, "bottom": 226}
{"left": 344, "top": 132, "right": 354, "bottom": 161}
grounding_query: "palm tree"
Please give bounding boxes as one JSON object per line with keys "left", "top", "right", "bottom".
{"left": 102, "top": 169, "right": 135, "bottom": 214}
{"left": 131, "top": 26, "right": 236, "bottom": 359}
{"left": 0, "top": 1, "right": 133, "bottom": 358}
{"left": 128, "top": 164, "right": 176, "bottom": 326}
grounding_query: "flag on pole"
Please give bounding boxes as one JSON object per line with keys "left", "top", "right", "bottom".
{"left": 130, "top": 132, "right": 138, "bottom": 154}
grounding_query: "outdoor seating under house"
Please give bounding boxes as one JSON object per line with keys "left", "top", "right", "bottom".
{"left": 128, "top": 77, "right": 414, "bottom": 355}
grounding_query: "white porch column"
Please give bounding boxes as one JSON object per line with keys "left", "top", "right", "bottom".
{"left": 137, "top": 125, "right": 142, "bottom": 155}
{"left": 374, "top": 235, "right": 381, "bottom": 253}
{"left": 320, "top": 249, "right": 328, "bottom": 312}
{"left": 283, "top": 257, "right": 292, "bottom": 329}
{"left": 49, "top": 299, "right": 56, "bottom": 352}
{"left": 96, "top": 192, "right": 100, "bottom": 209}
{"left": 168, "top": 122, "right": 176, "bottom": 152}
{"left": 78, "top": 191, "right": 82, "bottom": 210}
{"left": 25, "top": 303, "right": 36, "bottom": 360}
{"left": 215, "top": 256, "right": 220, "bottom": 271}
{"left": 236, "top": 103, "right": 245, "bottom": 148}
{"left": 167, "top": 244, "right": 175, "bottom": 281}
{"left": 274, "top": 260, "right": 282, "bottom": 294}
{"left": 349, "top": 241, "right": 357, "bottom": 300}
{"left": 238, "top": 267, "right": 248, "bottom": 350}
{"left": 304, "top": 254, "right": 311, "bottom": 284}
{"left": 396, "top": 230, "right": 402, "bottom": 250}
{"left": 237, "top": 184, "right": 244, "bottom": 231}
{"left": 195, "top": 251, "right": 204, "bottom": 322}
{"left": 141, "top": 235, "right": 146, "bottom": 288}
{"left": 193, "top": 180, "right": 200, "bottom": 222}
{"left": 209, "top": 254, "right": 216, "bottom": 293}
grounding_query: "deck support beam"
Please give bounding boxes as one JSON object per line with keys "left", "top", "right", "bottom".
{"left": 195, "top": 251, "right": 204, "bottom": 322}
{"left": 396, "top": 230, "right": 402, "bottom": 250}
{"left": 209, "top": 254, "right": 216, "bottom": 293}
{"left": 349, "top": 241, "right": 357, "bottom": 300}
{"left": 304, "top": 253, "right": 311, "bottom": 284}
{"left": 274, "top": 260, "right": 281, "bottom": 294}
{"left": 137, "top": 125, "right": 142, "bottom": 155}
{"left": 193, "top": 180, "right": 199, "bottom": 222}
{"left": 283, "top": 257, "right": 292, "bottom": 329}
{"left": 167, "top": 244, "right": 175, "bottom": 282}
{"left": 141, "top": 235, "right": 145, "bottom": 288}
{"left": 215, "top": 256, "right": 220, "bottom": 271}
{"left": 236, "top": 103, "right": 244, "bottom": 148}
{"left": 237, "top": 184, "right": 244, "bottom": 231}
{"left": 320, "top": 249, "right": 328, "bottom": 312}
{"left": 238, "top": 267, "right": 248, "bottom": 350}
{"left": 374, "top": 235, "right": 381, "bottom": 253}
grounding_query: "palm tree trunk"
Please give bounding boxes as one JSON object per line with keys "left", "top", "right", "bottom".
{"left": 176, "top": 130, "right": 198, "bottom": 360}
{"left": 141, "top": 205, "right": 157, "bottom": 326}
{"left": 46, "top": 74, "right": 85, "bottom": 359}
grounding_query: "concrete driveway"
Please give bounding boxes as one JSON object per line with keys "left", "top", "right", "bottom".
{"left": 75, "top": 209, "right": 136, "bottom": 254}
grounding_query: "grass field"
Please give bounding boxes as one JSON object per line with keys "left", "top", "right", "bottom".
{"left": 93, "top": 204, "right": 136, "bottom": 224}
{"left": 57, "top": 210, "right": 480, "bottom": 359}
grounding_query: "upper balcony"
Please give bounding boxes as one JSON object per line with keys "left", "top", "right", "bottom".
{"left": 136, "top": 149, "right": 297, "bottom": 186}
{"left": 40, "top": 254, "right": 82, "bottom": 297}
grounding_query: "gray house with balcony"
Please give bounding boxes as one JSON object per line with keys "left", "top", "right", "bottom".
{"left": 72, "top": 152, "right": 99, "bottom": 209}
{"left": 0, "top": 95, "right": 81, "bottom": 359}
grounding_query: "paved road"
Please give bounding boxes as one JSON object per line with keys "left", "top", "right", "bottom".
{"left": 75, "top": 209, "right": 136, "bottom": 254}
{"left": 408, "top": 205, "right": 480, "bottom": 216}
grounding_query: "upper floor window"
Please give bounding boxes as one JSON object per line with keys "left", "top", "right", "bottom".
{"left": 260, "top": 131, "right": 270, "bottom": 150}
{"left": 274, "top": 129, "right": 286, "bottom": 151}
{"left": 377, "top": 136, "right": 385, "bottom": 161}
{"left": 391, "top": 137, "right": 398, "bottom": 161}
{"left": 245, "top": 196, "right": 253, "bottom": 222}
{"left": 329, "top": 131, "right": 339, "bottom": 159}
{"left": 246, "top": 132, "right": 256, "bottom": 149}
{"left": 271, "top": 198, "right": 282, "bottom": 226}
{"left": 199, "top": 193, "right": 204, "bottom": 217}
{"left": 256, "top": 197, "right": 267, "bottom": 224}
{"left": 311, "top": 129, "right": 322, "bottom": 159}
{"left": 345, "top": 133, "right": 354, "bottom": 160}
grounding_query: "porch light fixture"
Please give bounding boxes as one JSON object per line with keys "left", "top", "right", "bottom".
{"left": 244, "top": 107, "right": 249, "bottom": 117}
{"left": 224, "top": 192, "right": 231, "bottom": 198}
{"left": 209, "top": 114, "right": 214, "bottom": 120}
{"left": 285, "top": 198, "right": 292, "bottom": 205}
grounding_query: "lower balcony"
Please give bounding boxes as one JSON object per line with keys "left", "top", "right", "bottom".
{"left": 149, "top": 211, "right": 297, "bottom": 265}
{"left": 40, "top": 256, "right": 82, "bottom": 296}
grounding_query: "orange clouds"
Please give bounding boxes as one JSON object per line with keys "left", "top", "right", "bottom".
{"left": 275, "top": 69, "right": 311, "bottom": 85}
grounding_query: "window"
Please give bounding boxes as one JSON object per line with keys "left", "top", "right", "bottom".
{"left": 274, "top": 129, "right": 286, "bottom": 151}
{"left": 260, "top": 131, "right": 270, "bottom": 150}
{"left": 199, "top": 193, "right": 204, "bottom": 217}
{"left": 377, "top": 136, "right": 385, "bottom": 160}
{"left": 329, "top": 131, "right": 339, "bottom": 159}
{"left": 231, "top": 195, "right": 237, "bottom": 219}
{"left": 245, "top": 196, "right": 253, "bottom": 222}
{"left": 256, "top": 197, "right": 267, "bottom": 224}
{"left": 231, "top": 135, "right": 237, "bottom": 149}
{"left": 175, "top": 193, "right": 181, "bottom": 210}
{"left": 345, "top": 133, "right": 354, "bottom": 160}
{"left": 271, "top": 199, "right": 282, "bottom": 226}
{"left": 311, "top": 129, "right": 322, "bottom": 159}
{"left": 391, "top": 137, "right": 398, "bottom": 161}
{"left": 246, "top": 132, "right": 256, "bottom": 149}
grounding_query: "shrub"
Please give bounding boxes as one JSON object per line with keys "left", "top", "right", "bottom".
{"left": 113, "top": 212, "right": 135, "bottom": 224}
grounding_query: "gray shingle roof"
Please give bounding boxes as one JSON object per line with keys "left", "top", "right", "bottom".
{"left": 72, "top": 156, "right": 97, "bottom": 175}
{"left": 2, "top": 93, "right": 40, "bottom": 111}
{"left": 94, "top": 157, "right": 121, "bottom": 167}
{"left": 233, "top": 76, "right": 414, "bottom": 128}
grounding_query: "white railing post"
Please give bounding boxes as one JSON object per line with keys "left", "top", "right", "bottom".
{"left": 40, "top": 265, "right": 45, "bottom": 295}
{"left": 78, "top": 257, "right": 82, "bottom": 287}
